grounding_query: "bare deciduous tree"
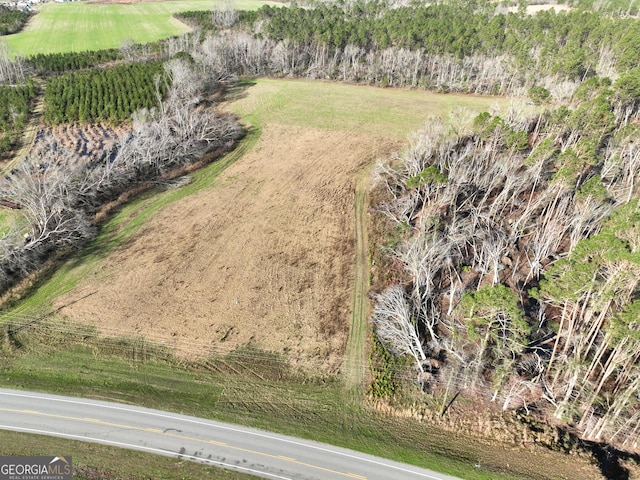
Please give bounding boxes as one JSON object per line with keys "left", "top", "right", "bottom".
{"left": 371, "top": 284, "right": 428, "bottom": 375}
{"left": 212, "top": 0, "right": 239, "bottom": 28}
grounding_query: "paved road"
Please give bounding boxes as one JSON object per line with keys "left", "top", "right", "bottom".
{"left": 0, "top": 388, "right": 461, "bottom": 480}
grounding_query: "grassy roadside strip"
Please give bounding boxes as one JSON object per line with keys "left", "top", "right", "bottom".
{"left": 0, "top": 429, "right": 257, "bottom": 479}
{"left": 0, "top": 341, "right": 531, "bottom": 480}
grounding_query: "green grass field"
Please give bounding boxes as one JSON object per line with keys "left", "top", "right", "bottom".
{"left": 227, "top": 78, "right": 511, "bottom": 140}
{"left": 4, "top": 0, "right": 277, "bottom": 57}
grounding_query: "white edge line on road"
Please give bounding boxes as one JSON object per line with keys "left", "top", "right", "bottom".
{"left": 0, "top": 424, "right": 293, "bottom": 480}
{"left": 0, "top": 390, "right": 452, "bottom": 480}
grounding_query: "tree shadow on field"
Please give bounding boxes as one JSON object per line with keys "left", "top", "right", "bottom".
{"left": 222, "top": 79, "right": 256, "bottom": 103}
{"left": 548, "top": 427, "right": 640, "bottom": 480}
{"left": 591, "top": 443, "right": 640, "bottom": 480}
{"left": 580, "top": 439, "right": 640, "bottom": 480}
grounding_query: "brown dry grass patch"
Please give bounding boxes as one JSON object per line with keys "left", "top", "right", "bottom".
{"left": 52, "top": 123, "right": 398, "bottom": 373}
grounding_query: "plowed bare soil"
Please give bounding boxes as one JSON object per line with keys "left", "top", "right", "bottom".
{"left": 53, "top": 123, "right": 397, "bottom": 372}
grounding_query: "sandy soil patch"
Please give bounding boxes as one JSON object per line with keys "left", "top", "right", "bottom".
{"left": 53, "top": 123, "right": 398, "bottom": 373}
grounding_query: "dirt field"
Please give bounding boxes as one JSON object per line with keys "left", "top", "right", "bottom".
{"left": 52, "top": 123, "right": 397, "bottom": 372}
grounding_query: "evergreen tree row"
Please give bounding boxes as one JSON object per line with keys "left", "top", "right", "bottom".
{"left": 0, "top": 80, "right": 36, "bottom": 153}
{"left": 175, "top": 11, "right": 219, "bottom": 33}
{"left": 43, "top": 62, "right": 168, "bottom": 125}
{"left": 0, "top": 6, "right": 31, "bottom": 36}
{"left": 27, "top": 49, "right": 122, "bottom": 75}
{"left": 175, "top": 9, "right": 259, "bottom": 33}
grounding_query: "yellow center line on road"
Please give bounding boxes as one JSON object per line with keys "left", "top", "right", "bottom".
{"left": 1, "top": 408, "right": 366, "bottom": 479}
{"left": 207, "top": 440, "right": 227, "bottom": 446}
{"left": 347, "top": 473, "right": 368, "bottom": 480}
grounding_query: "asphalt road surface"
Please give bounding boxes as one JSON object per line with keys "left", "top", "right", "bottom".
{"left": 0, "top": 388, "right": 463, "bottom": 480}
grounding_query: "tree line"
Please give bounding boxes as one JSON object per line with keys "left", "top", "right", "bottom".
{"left": 0, "top": 6, "right": 31, "bottom": 36}
{"left": 166, "top": 1, "right": 640, "bottom": 99}
{"left": 199, "top": 0, "right": 640, "bottom": 80}
{"left": 370, "top": 70, "right": 640, "bottom": 448}
{"left": 27, "top": 49, "right": 122, "bottom": 75}
{"left": 175, "top": 9, "right": 257, "bottom": 33}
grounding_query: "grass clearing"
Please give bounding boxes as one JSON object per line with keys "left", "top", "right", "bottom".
{"left": 226, "top": 78, "right": 510, "bottom": 140}
{"left": 4, "top": 0, "right": 276, "bottom": 57}
{"left": 4, "top": 79, "right": 507, "bottom": 344}
{"left": 344, "top": 167, "right": 372, "bottom": 392}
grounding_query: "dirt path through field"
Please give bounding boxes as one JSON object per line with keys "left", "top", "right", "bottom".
{"left": 344, "top": 166, "right": 373, "bottom": 389}
{"left": 53, "top": 123, "right": 397, "bottom": 372}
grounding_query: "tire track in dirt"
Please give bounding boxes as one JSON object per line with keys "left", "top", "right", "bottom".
{"left": 344, "top": 165, "right": 372, "bottom": 390}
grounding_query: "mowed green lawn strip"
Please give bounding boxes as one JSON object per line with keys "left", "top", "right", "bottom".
{"left": 4, "top": 0, "right": 277, "bottom": 56}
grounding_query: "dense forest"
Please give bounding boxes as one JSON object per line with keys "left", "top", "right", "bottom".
{"left": 371, "top": 81, "right": 640, "bottom": 447}
{"left": 168, "top": 0, "right": 640, "bottom": 99}
{"left": 2, "top": 0, "right": 640, "bottom": 456}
